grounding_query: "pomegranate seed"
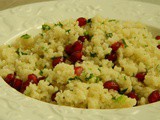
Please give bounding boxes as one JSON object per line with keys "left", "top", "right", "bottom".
{"left": 20, "top": 80, "right": 30, "bottom": 93}
{"left": 111, "top": 41, "right": 122, "bottom": 52}
{"left": 77, "top": 17, "right": 87, "bottom": 27}
{"left": 78, "top": 35, "right": 90, "bottom": 42}
{"left": 28, "top": 74, "right": 38, "bottom": 84}
{"left": 156, "top": 36, "right": 160, "bottom": 40}
{"left": 103, "top": 81, "right": 120, "bottom": 91}
{"left": 157, "top": 45, "right": 160, "bottom": 49}
{"left": 12, "top": 78, "right": 23, "bottom": 91}
{"left": 52, "top": 57, "right": 64, "bottom": 68}
{"left": 72, "top": 41, "right": 83, "bottom": 52}
{"left": 105, "top": 52, "right": 117, "bottom": 62}
{"left": 74, "top": 66, "right": 83, "bottom": 76}
{"left": 51, "top": 92, "right": 58, "bottom": 101}
{"left": 4, "top": 74, "right": 15, "bottom": 86}
{"left": 148, "top": 90, "right": 160, "bottom": 103}
{"left": 65, "top": 44, "right": 73, "bottom": 55}
{"left": 69, "top": 51, "right": 83, "bottom": 63}
{"left": 135, "top": 72, "right": 146, "bottom": 82}
{"left": 127, "top": 91, "right": 139, "bottom": 101}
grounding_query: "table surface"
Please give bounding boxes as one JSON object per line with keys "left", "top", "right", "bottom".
{"left": 0, "top": 0, "right": 160, "bottom": 11}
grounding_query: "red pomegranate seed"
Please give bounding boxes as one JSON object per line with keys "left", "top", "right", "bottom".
{"left": 65, "top": 44, "right": 73, "bottom": 55}
{"left": 69, "top": 51, "right": 83, "bottom": 63}
{"left": 51, "top": 92, "right": 58, "bottom": 101}
{"left": 156, "top": 36, "right": 160, "bottom": 40}
{"left": 28, "top": 74, "right": 38, "bottom": 84}
{"left": 74, "top": 66, "right": 83, "bottom": 76}
{"left": 148, "top": 90, "right": 160, "bottom": 103}
{"left": 12, "top": 78, "right": 23, "bottom": 91}
{"left": 135, "top": 72, "right": 146, "bottom": 82}
{"left": 20, "top": 80, "right": 30, "bottom": 93}
{"left": 78, "top": 35, "right": 90, "bottom": 42}
{"left": 105, "top": 52, "right": 117, "bottom": 62}
{"left": 72, "top": 41, "right": 83, "bottom": 52}
{"left": 127, "top": 91, "right": 139, "bottom": 101}
{"left": 52, "top": 57, "right": 64, "bottom": 68}
{"left": 77, "top": 17, "right": 87, "bottom": 27}
{"left": 103, "top": 81, "right": 120, "bottom": 91}
{"left": 111, "top": 41, "right": 122, "bottom": 52}
{"left": 157, "top": 45, "right": 160, "bottom": 49}
{"left": 4, "top": 74, "right": 15, "bottom": 86}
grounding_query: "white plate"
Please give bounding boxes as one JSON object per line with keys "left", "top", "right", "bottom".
{"left": 0, "top": 0, "right": 160, "bottom": 120}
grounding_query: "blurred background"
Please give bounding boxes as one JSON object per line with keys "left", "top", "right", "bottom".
{"left": 0, "top": 0, "right": 160, "bottom": 11}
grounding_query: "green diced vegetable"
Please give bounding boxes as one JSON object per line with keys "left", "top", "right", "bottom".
{"left": 42, "top": 24, "right": 51, "bottom": 31}
{"left": 21, "top": 34, "right": 31, "bottom": 39}
{"left": 106, "top": 33, "right": 113, "bottom": 39}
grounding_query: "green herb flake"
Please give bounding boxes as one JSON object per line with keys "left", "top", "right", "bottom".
{"left": 8, "top": 45, "right": 11, "bottom": 48}
{"left": 55, "top": 22, "right": 63, "bottom": 27}
{"left": 98, "top": 68, "right": 101, "bottom": 72}
{"left": 44, "top": 65, "right": 47, "bottom": 68}
{"left": 87, "top": 18, "right": 92, "bottom": 23}
{"left": 108, "top": 19, "right": 116, "bottom": 22}
{"left": 66, "top": 29, "right": 71, "bottom": 33}
{"left": 39, "top": 70, "right": 43, "bottom": 76}
{"left": 21, "top": 34, "right": 31, "bottom": 39}
{"left": 42, "top": 24, "right": 51, "bottom": 31}
{"left": 68, "top": 76, "right": 81, "bottom": 82}
{"left": 106, "top": 33, "right": 113, "bottom": 39}
{"left": 124, "top": 76, "right": 127, "bottom": 80}
{"left": 119, "top": 88, "right": 128, "bottom": 94}
{"left": 16, "top": 48, "right": 20, "bottom": 56}
{"left": 85, "top": 73, "right": 94, "bottom": 81}
{"left": 21, "top": 52, "right": 28, "bottom": 55}
{"left": 84, "top": 31, "right": 89, "bottom": 36}
{"left": 90, "top": 52, "right": 97, "bottom": 57}
{"left": 122, "top": 39, "right": 128, "bottom": 48}
{"left": 114, "top": 95, "right": 125, "bottom": 102}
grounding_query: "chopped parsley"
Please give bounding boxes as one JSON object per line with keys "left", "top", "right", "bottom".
{"left": 119, "top": 88, "right": 128, "bottom": 94}
{"left": 90, "top": 52, "right": 97, "bottom": 57}
{"left": 84, "top": 31, "right": 89, "bottom": 36}
{"left": 68, "top": 76, "right": 81, "bottom": 82}
{"left": 44, "top": 65, "right": 47, "bottom": 68}
{"left": 42, "top": 24, "right": 51, "bottom": 31}
{"left": 108, "top": 19, "right": 116, "bottom": 22}
{"left": 16, "top": 48, "right": 28, "bottom": 56}
{"left": 66, "top": 29, "right": 71, "bottom": 33}
{"left": 124, "top": 76, "right": 127, "bottom": 80}
{"left": 106, "top": 33, "right": 113, "bottom": 39}
{"left": 39, "top": 70, "right": 43, "bottom": 76}
{"left": 87, "top": 18, "right": 92, "bottom": 23}
{"left": 21, "top": 34, "right": 31, "bottom": 39}
{"left": 55, "top": 22, "right": 63, "bottom": 27}
{"left": 122, "top": 39, "right": 128, "bottom": 48}
{"left": 85, "top": 73, "right": 94, "bottom": 81}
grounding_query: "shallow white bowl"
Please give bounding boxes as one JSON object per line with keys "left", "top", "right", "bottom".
{"left": 0, "top": 0, "right": 160, "bottom": 120}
